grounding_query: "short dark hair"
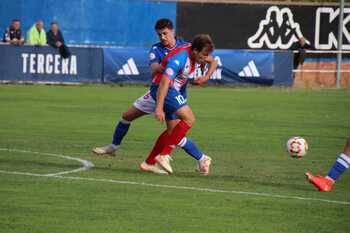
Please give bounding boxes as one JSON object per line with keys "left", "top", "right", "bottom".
{"left": 155, "top": 18, "right": 173, "bottom": 30}
{"left": 12, "top": 19, "right": 20, "bottom": 22}
{"left": 191, "top": 34, "right": 214, "bottom": 53}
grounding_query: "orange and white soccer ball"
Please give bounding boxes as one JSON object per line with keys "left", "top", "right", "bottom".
{"left": 286, "top": 136, "right": 308, "bottom": 158}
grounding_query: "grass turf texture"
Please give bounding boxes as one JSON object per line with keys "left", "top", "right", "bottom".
{"left": 0, "top": 84, "right": 349, "bottom": 233}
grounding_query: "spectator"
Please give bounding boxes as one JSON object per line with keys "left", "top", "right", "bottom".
{"left": 2, "top": 19, "right": 25, "bottom": 45}
{"left": 46, "top": 22, "right": 70, "bottom": 58}
{"left": 290, "top": 37, "right": 315, "bottom": 69}
{"left": 27, "top": 20, "right": 47, "bottom": 46}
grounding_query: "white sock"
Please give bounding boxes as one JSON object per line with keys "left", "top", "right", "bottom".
{"left": 198, "top": 154, "right": 205, "bottom": 161}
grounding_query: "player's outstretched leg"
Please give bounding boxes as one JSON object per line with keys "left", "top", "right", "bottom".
{"left": 92, "top": 118, "right": 131, "bottom": 156}
{"left": 178, "top": 137, "right": 212, "bottom": 175}
{"left": 306, "top": 136, "right": 350, "bottom": 192}
{"left": 170, "top": 117, "right": 212, "bottom": 175}
{"left": 92, "top": 106, "right": 147, "bottom": 156}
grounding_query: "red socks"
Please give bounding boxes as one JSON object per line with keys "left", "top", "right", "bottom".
{"left": 145, "top": 120, "right": 191, "bottom": 165}
{"left": 145, "top": 130, "right": 169, "bottom": 165}
{"left": 160, "top": 120, "right": 191, "bottom": 156}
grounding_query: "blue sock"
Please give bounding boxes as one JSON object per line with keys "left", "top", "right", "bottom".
{"left": 327, "top": 153, "right": 350, "bottom": 181}
{"left": 178, "top": 137, "right": 204, "bottom": 160}
{"left": 112, "top": 119, "right": 131, "bottom": 146}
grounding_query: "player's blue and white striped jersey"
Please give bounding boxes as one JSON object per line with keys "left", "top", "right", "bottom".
{"left": 150, "top": 44, "right": 195, "bottom": 93}
{"left": 148, "top": 38, "right": 189, "bottom": 66}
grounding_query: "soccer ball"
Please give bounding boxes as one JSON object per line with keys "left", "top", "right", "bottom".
{"left": 286, "top": 136, "right": 308, "bottom": 158}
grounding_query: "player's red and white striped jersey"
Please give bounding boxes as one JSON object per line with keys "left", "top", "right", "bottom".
{"left": 151, "top": 44, "right": 196, "bottom": 92}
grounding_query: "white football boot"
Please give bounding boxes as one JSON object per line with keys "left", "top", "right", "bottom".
{"left": 92, "top": 144, "right": 118, "bottom": 156}
{"left": 197, "top": 155, "right": 212, "bottom": 176}
{"left": 139, "top": 162, "right": 169, "bottom": 175}
{"left": 155, "top": 154, "right": 173, "bottom": 174}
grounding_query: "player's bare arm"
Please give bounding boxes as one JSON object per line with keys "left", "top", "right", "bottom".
{"left": 155, "top": 76, "right": 170, "bottom": 123}
{"left": 150, "top": 63, "right": 164, "bottom": 77}
{"left": 192, "top": 55, "right": 218, "bottom": 85}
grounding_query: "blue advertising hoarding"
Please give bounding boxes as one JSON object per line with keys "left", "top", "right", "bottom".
{"left": 103, "top": 47, "right": 150, "bottom": 84}
{"left": 0, "top": 45, "right": 293, "bottom": 85}
{"left": 103, "top": 48, "right": 293, "bottom": 86}
{"left": 0, "top": 45, "right": 103, "bottom": 83}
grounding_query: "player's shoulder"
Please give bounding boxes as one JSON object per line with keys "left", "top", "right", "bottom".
{"left": 167, "top": 47, "right": 190, "bottom": 65}
{"left": 171, "top": 44, "right": 191, "bottom": 57}
{"left": 161, "top": 43, "right": 191, "bottom": 67}
{"left": 176, "top": 38, "right": 190, "bottom": 46}
{"left": 150, "top": 42, "right": 164, "bottom": 51}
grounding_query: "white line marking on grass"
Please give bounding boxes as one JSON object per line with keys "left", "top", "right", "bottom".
{"left": 55, "top": 175, "right": 350, "bottom": 205}
{"left": 0, "top": 148, "right": 349, "bottom": 206}
{"left": 0, "top": 148, "right": 94, "bottom": 176}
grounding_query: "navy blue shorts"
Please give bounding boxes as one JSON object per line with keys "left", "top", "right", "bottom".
{"left": 150, "top": 86, "right": 187, "bottom": 120}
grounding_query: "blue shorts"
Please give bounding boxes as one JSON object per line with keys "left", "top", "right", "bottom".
{"left": 150, "top": 85, "right": 187, "bottom": 120}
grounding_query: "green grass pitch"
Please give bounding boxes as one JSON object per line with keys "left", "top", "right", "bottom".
{"left": 0, "top": 84, "right": 349, "bottom": 233}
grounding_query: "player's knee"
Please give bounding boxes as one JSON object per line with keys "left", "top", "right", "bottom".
{"left": 121, "top": 111, "right": 134, "bottom": 122}
{"left": 183, "top": 116, "right": 195, "bottom": 127}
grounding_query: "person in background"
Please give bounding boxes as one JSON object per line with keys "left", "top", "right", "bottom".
{"left": 46, "top": 21, "right": 70, "bottom": 58}
{"left": 27, "top": 20, "right": 47, "bottom": 46}
{"left": 290, "top": 37, "right": 315, "bottom": 70}
{"left": 47, "top": 22, "right": 64, "bottom": 48}
{"left": 2, "top": 19, "right": 25, "bottom": 45}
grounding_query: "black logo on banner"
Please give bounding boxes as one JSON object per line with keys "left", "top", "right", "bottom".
{"left": 315, "top": 7, "right": 350, "bottom": 50}
{"left": 248, "top": 6, "right": 305, "bottom": 49}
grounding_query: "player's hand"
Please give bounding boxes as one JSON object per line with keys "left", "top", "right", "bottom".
{"left": 155, "top": 108, "right": 165, "bottom": 123}
{"left": 192, "top": 76, "right": 209, "bottom": 85}
{"left": 203, "top": 55, "right": 215, "bottom": 64}
{"left": 192, "top": 77, "right": 204, "bottom": 85}
{"left": 151, "top": 64, "right": 164, "bottom": 77}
